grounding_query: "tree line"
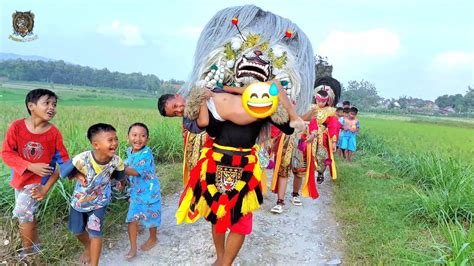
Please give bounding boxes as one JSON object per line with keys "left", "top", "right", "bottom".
{"left": 0, "top": 59, "right": 181, "bottom": 94}
{"left": 315, "top": 55, "right": 472, "bottom": 114}
{"left": 434, "top": 87, "right": 474, "bottom": 113}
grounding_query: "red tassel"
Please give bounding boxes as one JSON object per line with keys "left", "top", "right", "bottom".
{"left": 231, "top": 17, "right": 238, "bottom": 25}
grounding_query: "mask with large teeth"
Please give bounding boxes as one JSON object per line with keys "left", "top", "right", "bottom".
{"left": 197, "top": 33, "right": 299, "bottom": 99}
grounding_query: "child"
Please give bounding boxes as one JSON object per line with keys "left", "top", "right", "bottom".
{"left": 335, "top": 107, "right": 344, "bottom": 119}
{"left": 124, "top": 123, "right": 162, "bottom": 260}
{"left": 338, "top": 107, "right": 351, "bottom": 158}
{"left": 306, "top": 90, "right": 341, "bottom": 184}
{"left": 1, "top": 89, "right": 69, "bottom": 258}
{"left": 335, "top": 107, "right": 344, "bottom": 157}
{"left": 342, "top": 100, "right": 351, "bottom": 109}
{"left": 158, "top": 80, "right": 306, "bottom": 130}
{"left": 61, "top": 123, "right": 124, "bottom": 266}
{"left": 339, "top": 107, "right": 360, "bottom": 162}
{"left": 342, "top": 107, "right": 350, "bottom": 118}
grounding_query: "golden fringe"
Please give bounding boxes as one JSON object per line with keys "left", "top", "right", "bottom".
{"left": 270, "top": 102, "right": 289, "bottom": 125}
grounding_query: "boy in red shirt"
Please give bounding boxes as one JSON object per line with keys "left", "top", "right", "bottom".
{"left": 1, "top": 89, "right": 69, "bottom": 258}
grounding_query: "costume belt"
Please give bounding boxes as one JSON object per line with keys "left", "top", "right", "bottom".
{"left": 210, "top": 143, "right": 257, "bottom": 167}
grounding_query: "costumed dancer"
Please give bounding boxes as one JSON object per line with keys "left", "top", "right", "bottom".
{"left": 308, "top": 77, "right": 342, "bottom": 184}
{"left": 174, "top": 5, "right": 314, "bottom": 265}
{"left": 269, "top": 104, "right": 318, "bottom": 214}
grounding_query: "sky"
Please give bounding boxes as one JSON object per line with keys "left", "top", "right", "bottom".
{"left": 1, "top": 0, "right": 473, "bottom": 100}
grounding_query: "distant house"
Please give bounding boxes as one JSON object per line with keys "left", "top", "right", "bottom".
{"left": 171, "top": 84, "right": 182, "bottom": 90}
{"left": 440, "top": 106, "right": 455, "bottom": 114}
{"left": 424, "top": 101, "right": 439, "bottom": 111}
{"left": 162, "top": 82, "right": 182, "bottom": 90}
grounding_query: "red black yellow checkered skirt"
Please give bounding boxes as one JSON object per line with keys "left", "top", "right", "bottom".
{"left": 176, "top": 144, "right": 264, "bottom": 233}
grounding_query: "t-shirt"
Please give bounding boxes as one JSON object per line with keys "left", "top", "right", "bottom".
{"left": 61, "top": 151, "right": 124, "bottom": 212}
{"left": 1, "top": 119, "right": 70, "bottom": 189}
{"left": 183, "top": 117, "right": 204, "bottom": 134}
{"left": 340, "top": 118, "right": 360, "bottom": 137}
{"left": 126, "top": 146, "right": 161, "bottom": 205}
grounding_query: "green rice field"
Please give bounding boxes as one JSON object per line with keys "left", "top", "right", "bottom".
{"left": 1, "top": 83, "right": 473, "bottom": 264}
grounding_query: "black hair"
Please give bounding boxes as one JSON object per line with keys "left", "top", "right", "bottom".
{"left": 157, "top": 94, "right": 175, "bottom": 117}
{"left": 343, "top": 107, "right": 350, "bottom": 113}
{"left": 25, "top": 89, "right": 58, "bottom": 115}
{"left": 336, "top": 107, "right": 343, "bottom": 112}
{"left": 316, "top": 90, "right": 328, "bottom": 97}
{"left": 128, "top": 122, "right": 149, "bottom": 136}
{"left": 342, "top": 101, "right": 351, "bottom": 106}
{"left": 87, "top": 123, "right": 116, "bottom": 142}
{"left": 350, "top": 107, "right": 359, "bottom": 114}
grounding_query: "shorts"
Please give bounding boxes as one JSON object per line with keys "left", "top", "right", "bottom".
{"left": 228, "top": 213, "right": 253, "bottom": 235}
{"left": 126, "top": 200, "right": 162, "bottom": 228}
{"left": 339, "top": 135, "right": 357, "bottom": 152}
{"left": 68, "top": 206, "right": 106, "bottom": 237}
{"left": 13, "top": 184, "right": 41, "bottom": 224}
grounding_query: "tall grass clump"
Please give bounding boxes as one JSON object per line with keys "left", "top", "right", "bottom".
{"left": 359, "top": 132, "right": 474, "bottom": 224}
{"left": 430, "top": 214, "right": 474, "bottom": 265}
{"left": 358, "top": 129, "right": 474, "bottom": 264}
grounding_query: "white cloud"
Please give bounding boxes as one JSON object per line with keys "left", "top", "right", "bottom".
{"left": 317, "top": 28, "right": 401, "bottom": 59}
{"left": 432, "top": 51, "right": 474, "bottom": 68}
{"left": 173, "top": 26, "right": 203, "bottom": 38}
{"left": 97, "top": 20, "right": 146, "bottom": 46}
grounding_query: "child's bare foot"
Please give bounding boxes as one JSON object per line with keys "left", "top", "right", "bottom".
{"left": 212, "top": 259, "right": 222, "bottom": 266}
{"left": 140, "top": 238, "right": 157, "bottom": 251}
{"left": 125, "top": 248, "right": 137, "bottom": 260}
{"left": 79, "top": 250, "right": 91, "bottom": 264}
{"left": 289, "top": 117, "right": 307, "bottom": 131}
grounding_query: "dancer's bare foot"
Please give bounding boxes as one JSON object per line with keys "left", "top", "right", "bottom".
{"left": 125, "top": 248, "right": 137, "bottom": 260}
{"left": 79, "top": 250, "right": 91, "bottom": 264}
{"left": 140, "top": 238, "right": 157, "bottom": 251}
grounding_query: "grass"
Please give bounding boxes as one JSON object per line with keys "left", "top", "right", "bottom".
{"left": 431, "top": 217, "right": 474, "bottom": 265}
{"left": 335, "top": 117, "right": 474, "bottom": 264}
{"left": 360, "top": 117, "right": 474, "bottom": 164}
{"left": 335, "top": 154, "right": 436, "bottom": 263}
{"left": 2, "top": 84, "right": 474, "bottom": 263}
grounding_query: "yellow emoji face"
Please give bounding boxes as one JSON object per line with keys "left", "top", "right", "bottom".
{"left": 242, "top": 82, "right": 279, "bottom": 118}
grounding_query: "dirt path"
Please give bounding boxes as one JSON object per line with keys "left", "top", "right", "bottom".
{"left": 101, "top": 172, "right": 344, "bottom": 265}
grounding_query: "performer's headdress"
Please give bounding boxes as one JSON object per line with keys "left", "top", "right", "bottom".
{"left": 179, "top": 5, "right": 315, "bottom": 115}
{"left": 314, "top": 76, "right": 341, "bottom": 107}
